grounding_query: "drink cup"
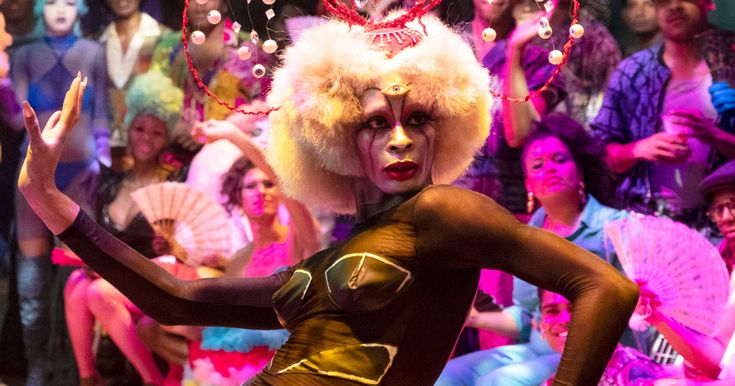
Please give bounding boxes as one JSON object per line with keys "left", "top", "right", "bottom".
{"left": 661, "top": 112, "right": 692, "bottom": 158}
{"left": 662, "top": 112, "right": 693, "bottom": 141}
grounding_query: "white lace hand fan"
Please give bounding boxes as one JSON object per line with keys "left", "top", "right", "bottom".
{"left": 604, "top": 214, "right": 729, "bottom": 335}
{"left": 131, "top": 182, "right": 234, "bottom": 267}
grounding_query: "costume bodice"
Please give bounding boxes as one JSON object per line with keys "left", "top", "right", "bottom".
{"left": 262, "top": 190, "right": 480, "bottom": 385}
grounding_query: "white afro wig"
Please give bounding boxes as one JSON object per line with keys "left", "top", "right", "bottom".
{"left": 266, "top": 15, "right": 491, "bottom": 214}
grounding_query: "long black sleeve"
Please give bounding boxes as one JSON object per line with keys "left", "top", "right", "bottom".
{"left": 414, "top": 185, "right": 639, "bottom": 386}
{"left": 59, "top": 210, "right": 284, "bottom": 329}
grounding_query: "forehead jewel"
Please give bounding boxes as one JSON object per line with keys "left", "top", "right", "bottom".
{"left": 364, "top": 26, "right": 425, "bottom": 56}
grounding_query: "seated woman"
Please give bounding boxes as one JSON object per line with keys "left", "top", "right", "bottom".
{"left": 63, "top": 71, "right": 184, "bottom": 386}
{"left": 438, "top": 113, "right": 647, "bottom": 386}
{"left": 19, "top": 12, "right": 639, "bottom": 385}
{"left": 141, "top": 120, "right": 322, "bottom": 385}
{"left": 538, "top": 288, "right": 664, "bottom": 386}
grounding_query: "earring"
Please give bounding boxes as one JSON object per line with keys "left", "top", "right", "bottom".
{"left": 527, "top": 191, "right": 535, "bottom": 214}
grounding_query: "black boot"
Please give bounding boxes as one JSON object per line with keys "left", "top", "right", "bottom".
{"left": 17, "top": 254, "right": 51, "bottom": 386}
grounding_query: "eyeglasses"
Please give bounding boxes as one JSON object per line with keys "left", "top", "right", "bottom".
{"left": 707, "top": 199, "right": 735, "bottom": 222}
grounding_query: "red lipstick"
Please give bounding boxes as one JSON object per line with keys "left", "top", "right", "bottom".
{"left": 385, "top": 161, "right": 418, "bottom": 181}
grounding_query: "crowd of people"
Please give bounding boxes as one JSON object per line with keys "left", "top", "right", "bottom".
{"left": 0, "top": 0, "right": 734, "bottom": 385}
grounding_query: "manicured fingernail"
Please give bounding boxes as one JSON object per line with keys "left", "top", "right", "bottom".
{"left": 77, "top": 71, "right": 81, "bottom": 78}
{"left": 22, "top": 101, "right": 31, "bottom": 118}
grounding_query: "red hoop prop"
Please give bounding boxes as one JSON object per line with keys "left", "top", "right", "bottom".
{"left": 181, "top": 0, "right": 580, "bottom": 115}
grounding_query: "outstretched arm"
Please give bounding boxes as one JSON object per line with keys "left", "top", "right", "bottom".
{"left": 415, "top": 186, "right": 639, "bottom": 386}
{"left": 18, "top": 76, "right": 284, "bottom": 330}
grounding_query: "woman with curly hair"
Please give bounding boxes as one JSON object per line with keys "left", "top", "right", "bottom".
{"left": 139, "top": 119, "right": 321, "bottom": 385}
{"left": 62, "top": 71, "right": 184, "bottom": 386}
{"left": 19, "top": 11, "right": 638, "bottom": 385}
{"left": 438, "top": 113, "right": 638, "bottom": 385}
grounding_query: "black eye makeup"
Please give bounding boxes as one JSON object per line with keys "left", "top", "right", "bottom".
{"left": 405, "top": 111, "right": 431, "bottom": 127}
{"left": 363, "top": 116, "right": 391, "bottom": 130}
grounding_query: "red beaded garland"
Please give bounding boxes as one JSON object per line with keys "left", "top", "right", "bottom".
{"left": 489, "top": 0, "right": 580, "bottom": 102}
{"left": 181, "top": 0, "right": 278, "bottom": 116}
{"left": 181, "top": 0, "right": 581, "bottom": 115}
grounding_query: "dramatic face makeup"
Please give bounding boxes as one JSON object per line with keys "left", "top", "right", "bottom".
{"left": 241, "top": 168, "right": 280, "bottom": 219}
{"left": 43, "top": 0, "right": 78, "bottom": 36}
{"left": 539, "top": 291, "right": 572, "bottom": 353}
{"left": 127, "top": 114, "right": 168, "bottom": 163}
{"left": 356, "top": 85, "right": 436, "bottom": 196}
{"left": 523, "top": 136, "right": 583, "bottom": 204}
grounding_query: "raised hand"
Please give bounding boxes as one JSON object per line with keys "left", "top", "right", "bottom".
{"left": 507, "top": 14, "right": 544, "bottom": 52}
{"left": 191, "top": 119, "right": 241, "bottom": 145}
{"left": 18, "top": 73, "right": 87, "bottom": 191}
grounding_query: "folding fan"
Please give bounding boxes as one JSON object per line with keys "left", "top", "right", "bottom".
{"left": 131, "top": 182, "right": 235, "bottom": 267}
{"left": 604, "top": 214, "right": 729, "bottom": 335}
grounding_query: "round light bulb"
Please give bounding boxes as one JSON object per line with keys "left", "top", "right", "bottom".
{"left": 263, "top": 0, "right": 276, "bottom": 4}
{"left": 207, "top": 10, "right": 222, "bottom": 24}
{"left": 548, "top": 50, "right": 563, "bottom": 65}
{"left": 262, "top": 39, "right": 278, "bottom": 54}
{"left": 237, "top": 46, "right": 252, "bottom": 60}
{"left": 569, "top": 24, "right": 585, "bottom": 39}
{"left": 538, "top": 25, "right": 553, "bottom": 40}
{"left": 191, "top": 30, "right": 206, "bottom": 45}
{"left": 481, "top": 28, "right": 497, "bottom": 42}
{"left": 252, "top": 64, "right": 267, "bottom": 78}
